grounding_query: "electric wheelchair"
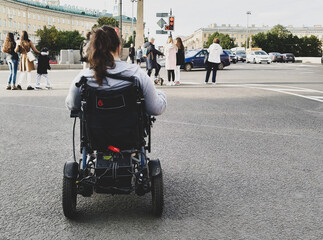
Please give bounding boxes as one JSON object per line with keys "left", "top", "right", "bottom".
{"left": 62, "top": 74, "right": 164, "bottom": 219}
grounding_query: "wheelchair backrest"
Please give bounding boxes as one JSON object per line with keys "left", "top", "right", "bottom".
{"left": 81, "top": 75, "right": 146, "bottom": 152}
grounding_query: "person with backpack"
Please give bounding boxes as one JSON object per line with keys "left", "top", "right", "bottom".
{"left": 80, "top": 32, "right": 91, "bottom": 69}
{"left": 1, "top": 32, "right": 19, "bottom": 90}
{"left": 146, "top": 37, "right": 164, "bottom": 82}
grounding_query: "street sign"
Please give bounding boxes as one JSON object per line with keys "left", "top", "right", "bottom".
{"left": 156, "top": 30, "right": 168, "bottom": 34}
{"left": 157, "top": 18, "right": 167, "bottom": 29}
{"left": 156, "top": 13, "right": 169, "bottom": 17}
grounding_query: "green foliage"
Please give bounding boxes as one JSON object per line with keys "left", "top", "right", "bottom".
{"left": 36, "top": 26, "right": 85, "bottom": 56}
{"left": 124, "top": 31, "right": 136, "bottom": 48}
{"left": 252, "top": 25, "right": 322, "bottom": 57}
{"left": 92, "top": 16, "right": 119, "bottom": 29}
{"left": 205, "top": 32, "right": 236, "bottom": 49}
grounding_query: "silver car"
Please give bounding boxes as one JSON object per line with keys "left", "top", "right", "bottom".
{"left": 246, "top": 50, "right": 271, "bottom": 64}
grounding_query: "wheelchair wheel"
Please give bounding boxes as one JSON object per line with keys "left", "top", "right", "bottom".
{"left": 62, "top": 177, "right": 77, "bottom": 218}
{"left": 151, "top": 171, "right": 164, "bottom": 217}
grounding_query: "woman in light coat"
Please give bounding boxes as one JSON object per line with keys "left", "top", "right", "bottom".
{"left": 15, "top": 31, "right": 40, "bottom": 90}
{"left": 164, "top": 37, "right": 178, "bottom": 86}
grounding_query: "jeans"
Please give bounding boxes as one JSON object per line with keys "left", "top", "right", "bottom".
{"left": 147, "top": 63, "right": 161, "bottom": 78}
{"left": 205, "top": 62, "right": 219, "bottom": 83}
{"left": 8, "top": 59, "right": 18, "bottom": 86}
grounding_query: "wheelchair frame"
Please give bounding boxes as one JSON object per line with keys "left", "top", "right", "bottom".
{"left": 62, "top": 74, "right": 164, "bottom": 219}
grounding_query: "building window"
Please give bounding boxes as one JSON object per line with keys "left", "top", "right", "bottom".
{"left": 38, "top": 25, "right": 41, "bottom": 30}
{"left": 53, "top": 17, "right": 55, "bottom": 23}
{"left": 28, "top": 24, "right": 31, "bottom": 31}
{"left": 13, "top": 21, "right": 16, "bottom": 28}
{"left": 3, "top": 7, "right": 6, "bottom": 13}
{"left": 18, "top": 11, "right": 21, "bottom": 17}
{"left": 33, "top": 14, "right": 36, "bottom": 20}
{"left": 28, "top": 13, "right": 31, "bottom": 19}
{"left": 23, "top": 23, "right": 26, "bottom": 30}
{"left": 62, "top": 19, "right": 65, "bottom": 24}
{"left": 3, "top": 20, "right": 6, "bottom": 27}
{"left": 57, "top": 18, "right": 60, "bottom": 23}
{"left": 18, "top": 22, "right": 21, "bottom": 29}
{"left": 72, "top": 20, "right": 75, "bottom": 25}
{"left": 23, "top": 12, "right": 26, "bottom": 17}
{"left": 13, "top": 10, "right": 16, "bottom": 16}
{"left": 77, "top": 21, "right": 79, "bottom": 26}
{"left": 38, "top": 15, "right": 41, "bottom": 20}
{"left": 67, "top": 19, "right": 70, "bottom": 24}
{"left": 81, "top": 21, "right": 84, "bottom": 26}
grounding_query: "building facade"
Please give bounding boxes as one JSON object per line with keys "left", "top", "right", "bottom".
{"left": 0, "top": 0, "right": 137, "bottom": 47}
{"left": 183, "top": 23, "right": 323, "bottom": 50}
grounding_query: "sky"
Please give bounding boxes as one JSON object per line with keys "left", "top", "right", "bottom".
{"left": 60, "top": 0, "right": 323, "bottom": 46}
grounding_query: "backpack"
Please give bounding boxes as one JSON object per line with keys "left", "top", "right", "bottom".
{"left": 142, "top": 47, "right": 147, "bottom": 58}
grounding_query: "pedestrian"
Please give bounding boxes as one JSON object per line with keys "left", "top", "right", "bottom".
{"left": 136, "top": 45, "right": 142, "bottom": 65}
{"left": 14, "top": 30, "right": 40, "bottom": 90}
{"left": 1, "top": 32, "right": 19, "bottom": 90}
{"left": 80, "top": 31, "right": 91, "bottom": 69}
{"left": 66, "top": 25, "right": 166, "bottom": 117}
{"left": 164, "top": 37, "right": 178, "bottom": 86}
{"left": 205, "top": 38, "right": 223, "bottom": 84}
{"left": 35, "top": 47, "right": 51, "bottom": 90}
{"left": 175, "top": 37, "right": 185, "bottom": 85}
{"left": 146, "top": 37, "right": 164, "bottom": 83}
{"left": 129, "top": 43, "right": 135, "bottom": 64}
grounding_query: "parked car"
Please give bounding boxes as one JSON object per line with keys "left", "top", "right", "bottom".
{"left": 282, "top": 53, "right": 295, "bottom": 63}
{"left": 321, "top": 56, "right": 323, "bottom": 64}
{"left": 223, "top": 49, "right": 237, "bottom": 63}
{"left": 49, "top": 58, "right": 58, "bottom": 64}
{"left": 235, "top": 50, "right": 246, "bottom": 62}
{"left": 268, "top": 52, "right": 284, "bottom": 62}
{"left": 246, "top": 50, "right": 271, "bottom": 64}
{"left": 181, "top": 49, "right": 230, "bottom": 71}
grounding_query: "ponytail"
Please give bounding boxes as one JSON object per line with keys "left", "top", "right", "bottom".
{"left": 88, "top": 25, "right": 120, "bottom": 86}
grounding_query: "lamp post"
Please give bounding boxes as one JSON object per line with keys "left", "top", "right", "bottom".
{"left": 246, "top": 11, "right": 251, "bottom": 50}
{"left": 130, "top": 0, "right": 137, "bottom": 44}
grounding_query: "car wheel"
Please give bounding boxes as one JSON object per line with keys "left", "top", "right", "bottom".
{"left": 218, "top": 63, "right": 224, "bottom": 70}
{"left": 253, "top": 58, "right": 256, "bottom": 64}
{"left": 184, "top": 63, "right": 192, "bottom": 71}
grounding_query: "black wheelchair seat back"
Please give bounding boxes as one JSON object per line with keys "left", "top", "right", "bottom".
{"left": 82, "top": 75, "right": 146, "bottom": 152}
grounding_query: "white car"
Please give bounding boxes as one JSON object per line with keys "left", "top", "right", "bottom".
{"left": 246, "top": 50, "right": 271, "bottom": 64}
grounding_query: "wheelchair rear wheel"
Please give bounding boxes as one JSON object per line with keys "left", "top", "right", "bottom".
{"left": 62, "top": 177, "right": 77, "bottom": 218}
{"left": 151, "top": 171, "right": 164, "bottom": 217}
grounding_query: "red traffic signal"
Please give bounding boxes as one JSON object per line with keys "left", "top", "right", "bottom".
{"left": 169, "top": 16, "right": 174, "bottom": 30}
{"left": 165, "top": 25, "right": 170, "bottom": 30}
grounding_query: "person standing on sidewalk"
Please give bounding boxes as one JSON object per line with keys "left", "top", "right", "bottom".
{"left": 1, "top": 33, "right": 19, "bottom": 90}
{"left": 136, "top": 46, "right": 143, "bottom": 65}
{"left": 175, "top": 37, "right": 185, "bottom": 85}
{"left": 164, "top": 37, "right": 178, "bottom": 86}
{"left": 35, "top": 47, "right": 51, "bottom": 90}
{"left": 129, "top": 43, "right": 135, "bottom": 64}
{"left": 15, "top": 30, "right": 40, "bottom": 90}
{"left": 146, "top": 37, "right": 164, "bottom": 82}
{"left": 205, "top": 38, "right": 223, "bottom": 84}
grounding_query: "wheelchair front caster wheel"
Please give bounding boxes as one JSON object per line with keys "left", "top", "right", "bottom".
{"left": 151, "top": 172, "right": 164, "bottom": 217}
{"left": 62, "top": 177, "right": 77, "bottom": 219}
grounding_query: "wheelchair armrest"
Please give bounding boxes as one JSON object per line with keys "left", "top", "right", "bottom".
{"left": 70, "top": 110, "right": 81, "bottom": 118}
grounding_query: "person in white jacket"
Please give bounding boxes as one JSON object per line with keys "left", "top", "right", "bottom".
{"left": 205, "top": 38, "right": 223, "bottom": 84}
{"left": 164, "top": 37, "right": 178, "bottom": 86}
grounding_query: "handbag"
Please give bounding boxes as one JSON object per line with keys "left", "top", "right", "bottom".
{"left": 27, "top": 51, "right": 36, "bottom": 62}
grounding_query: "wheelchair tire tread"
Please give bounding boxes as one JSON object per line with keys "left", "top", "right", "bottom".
{"left": 151, "top": 172, "right": 164, "bottom": 217}
{"left": 62, "top": 177, "right": 77, "bottom": 219}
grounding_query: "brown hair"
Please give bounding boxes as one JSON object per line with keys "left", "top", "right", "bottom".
{"left": 21, "top": 31, "right": 30, "bottom": 42}
{"left": 88, "top": 25, "right": 120, "bottom": 86}
{"left": 213, "top": 38, "right": 220, "bottom": 44}
{"left": 3, "top": 33, "right": 15, "bottom": 53}
{"left": 85, "top": 31, "right": 91, "bottom": 40}
{"left": 176, "top": 37, "right": 184, "bottom": 50}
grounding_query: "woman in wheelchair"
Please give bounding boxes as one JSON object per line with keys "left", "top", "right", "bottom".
{"left": 63, "top": 26, "right": 166, "bottom": 218}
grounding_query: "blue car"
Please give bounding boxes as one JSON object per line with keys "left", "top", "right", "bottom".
{"left": 181, "top": 49, "right": 230, "bottom": 71}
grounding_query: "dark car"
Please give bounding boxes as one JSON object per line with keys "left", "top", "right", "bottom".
{"left": 282, "top": 53, "right": 295, "bottom": 63}
{"left": 181, "top": 49, "right": 230, "bottom": 71}
{"left": 268, "top": 52, "right": 284, "bottom": 62}
{"left": 235, "top": 50, "right": 246, "bottom": 62}
{"left": 223, "top": 50, "right": 237, "bottom": 63}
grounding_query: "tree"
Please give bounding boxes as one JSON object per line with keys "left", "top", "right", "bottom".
{"left": 269, "top": 24, "right": 291, "bottom": 38}
{"left": 205, "top": 32, "right": 236, "bottom": 49}
{"left": 57, "top": 30, "right": 85, "bottom": 50}
{"left": 92, "top": 16, "right": 119, "bottom": 29}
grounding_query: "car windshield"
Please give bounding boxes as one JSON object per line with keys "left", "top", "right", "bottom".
{"left": 236, "top": 51, "right": 245, "bottom": 55}
{"left": 185, "top": 50, "right": 199, "bottom": 58}
{"left": 224, "top": 50, "right": 233, "bottom": 55}
{"left": 255, "top": 51, "right": 267, "bottom": 55}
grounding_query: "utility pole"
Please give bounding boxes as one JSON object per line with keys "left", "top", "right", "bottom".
{"left": 119, "top": 0, "right": 123, "bottom": 40}
{"left": 246, "top": 11, "right": 251, "bottom": 50}
{"left": 169, "top": 8, "right": 172, "bottom": 38}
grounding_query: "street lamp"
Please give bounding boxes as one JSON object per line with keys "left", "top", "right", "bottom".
{"left": 246, "top": 11, "right": 251, "bottom": 50}
{"left": 130, "top": 0, "right": 137, "bottom": 44}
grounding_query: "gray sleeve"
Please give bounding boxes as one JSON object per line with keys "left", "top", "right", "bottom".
{"left": 65, "top": 73, "right": 82, "bottom": 111}
{"left": 137, "top": 69, "right": 167, "bottom": 116}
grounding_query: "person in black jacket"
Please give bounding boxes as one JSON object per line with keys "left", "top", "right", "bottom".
{"left": 129, "top": 43, "right": 135, "bottom": 64}
{"left": 175, "top": 37, "right": 185, "bottom": 85}
{"left": 35, "top": 47, "right": 51, "bottom": 90}
{"left": 146, "top": 38, "right": 164, "bottom": 80}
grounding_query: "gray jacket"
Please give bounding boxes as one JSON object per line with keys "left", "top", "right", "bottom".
{"left": 65, "top": 60, "right": 167, "bottom": 116}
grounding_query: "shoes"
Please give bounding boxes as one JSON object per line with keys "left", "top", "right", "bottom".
{"left": 166, "top": 82, "right": 172, "bottom": 86}
{"left": 212, "top": 82, "right": 216, "bottom": 85}
{"left": 45, "top": 86, "right": 52, "bottom": 90}
{"left": 35, "top": 86, "right": 42, "bottom": 90}
{"left": 171, "top": 81, "right": 175, "bottom": 86}
{"left": 6, "top": 86, "right": 11, "bottom": 90}
{"left": 174, "top": 81, "right": 180, "bottom": 86}
{"left": 17, "top": 85, "right": 22, "bottom": 90}
{"left": 160, "top": 78, "right": 164, "bottom": 86}
{"left": 154, "top": 79, "right": 159, "bottom": 84}
{"left": 12, "top": 86, "right": 18, "bottom": 90}
{"left": 27, "top": 86, "right": 34, "bottom": 90}
{"left": 204, "top": 82, "right": 208, "bottom": 84}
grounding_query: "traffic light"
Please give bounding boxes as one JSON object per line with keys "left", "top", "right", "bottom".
{"left": 169, "top": 16, "right": 174, "bottom": 30}
{"left": 165, "top": 25, "right": 170, "bottom": 30}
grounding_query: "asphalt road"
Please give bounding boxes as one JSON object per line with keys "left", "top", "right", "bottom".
{"left": 0, "top": 62, "right": 322, "bottom": 240}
